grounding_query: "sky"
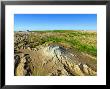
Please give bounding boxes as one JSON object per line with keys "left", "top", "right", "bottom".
{"left": 14, "top": 14, "right": 97, "bottom": 31}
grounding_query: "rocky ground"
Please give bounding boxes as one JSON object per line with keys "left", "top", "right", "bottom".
{"left": 14, "top": 31, "right": 97, "bottom": 76}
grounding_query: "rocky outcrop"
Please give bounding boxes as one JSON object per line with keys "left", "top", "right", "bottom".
{"left": 14, "top": 54, "right": 32, "bottom": 76}
{"left": 14, "top": 44, "right": 96, "bottom": 76}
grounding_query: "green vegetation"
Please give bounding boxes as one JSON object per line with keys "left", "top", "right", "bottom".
{"left": 27, "top": 30, "right": 97, "bottom": 57}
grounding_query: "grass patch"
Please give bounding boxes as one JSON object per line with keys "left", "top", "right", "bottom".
{"left": 16, "top": 30, "right": 97, "bottom": 57}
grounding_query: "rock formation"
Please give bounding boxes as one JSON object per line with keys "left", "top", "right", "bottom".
{"left": 14, "top": 44, "right": 96, "bottom": 76}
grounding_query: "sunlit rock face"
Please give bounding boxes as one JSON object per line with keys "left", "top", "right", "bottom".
{"left": 42, "top": 45, "right": 96, "bottom": 76}
{"left": 14, "top": 44, "right": 96, "bottom": 76}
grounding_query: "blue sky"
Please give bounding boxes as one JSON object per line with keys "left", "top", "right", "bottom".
{"left": 14, "top": 14, "right": 97, "bottom": 31}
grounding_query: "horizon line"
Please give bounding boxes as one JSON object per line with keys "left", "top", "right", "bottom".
{"left": 14, "top": 29, "right": 97, "bottom": 32}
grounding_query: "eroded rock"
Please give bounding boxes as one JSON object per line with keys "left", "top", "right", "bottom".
{"left": 14, "top": 45, "right": 97, "bottom": 76}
